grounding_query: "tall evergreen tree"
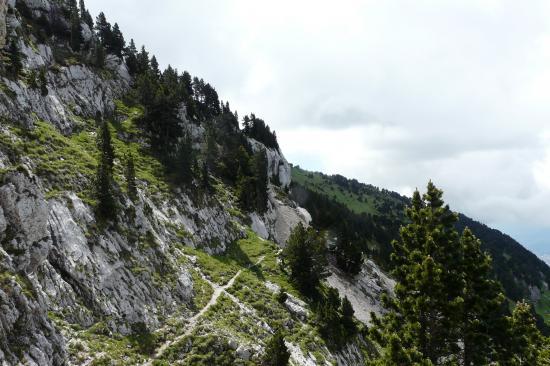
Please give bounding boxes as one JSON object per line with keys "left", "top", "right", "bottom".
{"left": 95, "top": 121, "right": 117, "bottom": 220}
{"left": 263, "top": 329, "right": 290, "bottom": 366}
{"left": 498, "top": 301, "right": 543, "bottom": 365}
{"left": 125, "top": 153, "right": 137, "bottom": 202}
{"left": 95, "top": 12, "right": 112, "bottom": 46}
{"left": 150, "top": 55, "right": 160, "bottom": 79}
{"left": 39, "top": 68, "right": 48, "bottom": 96}
{"left": 111, "top": 23, "right": 125, "bottom": 57}
{"left": 459, "top": 228, "right": 505, "bottom": 365}
{"left": 7, "top": 40, "right": 22, "bottom": 78}
{"left": 281, "top": 223, "right": 328, "bottom": 295}
{"left": 370, "top": 182, "right": 543, "bottom": 365}
{"left": 69, "top": 6, "right": 82, "bottom": 51}
{"left": 341, "top": 296, "right": 357, "bottom": 337}
{"left": 125, "top": 39, "right": 138, "bottom": 75}
{"left": 79, "top": 0, "right": 93, "bottom": 28}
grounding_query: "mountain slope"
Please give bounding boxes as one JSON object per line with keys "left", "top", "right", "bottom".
{"left": 291, "top": 165, "right": 550, "bottom": 327}
{"left": 0, "top": 1, "right": 377, "bottom": 364}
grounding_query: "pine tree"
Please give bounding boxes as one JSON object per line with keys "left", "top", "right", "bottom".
{"left": 7, "top": 40, "right": 22, "bottom": 78}
{"left": 371, "top": 183, "right": 469, "bottom": 364}
{"left": 341, "top": 296, "right": 357, "bottom": 337}
{"left": 97, "top": 121, "right": 115, "bottom": 170}
{"left": 281, "top": 223, "right": 328, "bottom": 295}
{"left": 79, "top": 0, "right": 93, "bottom": 28}
{"left": 317, "top": 287, "right": 344, "bottom": 347}
{"left": 125, "top": 153, "right": 137, "bottom": 202}
{"left": 95, "top": 121, "right": 117, "bottom": 220}
{"left": 201, "top": 161, "right": 210, "bottom": 192}
{"left": 125, "top": 39, "right": 138, "bottom": 75}
{"left": 69, "top": 5, "right": 82, "bottom": 51}
{"left": 459, "top": 228, "right": 504, "bottom": 365}
{"left": 136, "top": 46, "right": 150, "bottom": 75}
{"left": 111, "top": 23, "right": 125, "bottom": 57}
{"left": 498, "top": 301, "right": 543, "bottom": 365}
{"left": 39, "top": 68, "right": 48, "bottom": 96}
{"left": 263, "top": 329, "right": 290, "bottom": 366}
{"left": 252, "top": 150, "right": 268, "bottom": 213}
{"left": 150, "top": 55, "right": 160, "bottom": 79}
{"left": 335, "top": 224, "right": 363, "bottom": 275}
{"left": 95, "top": 12, "right": 112, "bottom": 46}
{"left": 94, "top": 40, "right": 106, "bottom": 69}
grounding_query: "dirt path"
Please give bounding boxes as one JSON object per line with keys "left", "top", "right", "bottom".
{"left": 144, "top": 255, "right": 265, "bottom": 364}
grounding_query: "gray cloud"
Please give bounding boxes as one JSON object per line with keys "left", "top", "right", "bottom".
{"left": 86, "top": 0, "right": 550, "bottom": 258}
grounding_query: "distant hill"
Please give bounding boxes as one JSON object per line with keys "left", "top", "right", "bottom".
{"left": 290, "top": 165, "right": 550, "bottom": 328}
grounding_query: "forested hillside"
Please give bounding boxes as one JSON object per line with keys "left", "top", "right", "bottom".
{"left": 291, "top": 165, "right": 550, "bottom": 330}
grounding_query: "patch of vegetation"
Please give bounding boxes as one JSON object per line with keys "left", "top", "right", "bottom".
{"left": 536, "top": 290, "right": 550, "bottom": 325}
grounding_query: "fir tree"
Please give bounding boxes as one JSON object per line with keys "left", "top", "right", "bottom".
{"left": 263, "top": 329, "right": 290, "bottom": 366}
{"left": 7, "top": 40, "right": 22, "bottom": 78}
{"left": 95, "top": 12, "right": 112, "bottom": 46}
{"left": 69, "top": 2, "right": 82, "bottom": 52}
{"left": 341, "top": 296, "right": 357, "bottom": 337}
{"left": 150, "top": 55, "right": 160, "bottom": 79}
{"left": 79, "top": 0, "right": 93, "bottom": 28}
{"left": 125, "top": 39, "right": 138, "bottom": 75}
{"left": 498, "top": 301, "right": 543, "bottom": 365}
{"left": 125, "top": 153, "right": 137, "bottom": 202}
{"left": 459, "top": 227, "right": 504, "bottom": 365}
{"left": 136, "top": 46, "right": 150, "bottom": 75}
{"left": 111, "top": 23, "right": 125, "bottom": 57}
{"left": 281, "top": 223, "right": 328, "bottom": 295}
{"left": 201, "top": 161, "right": 211, "bottom": 192}
{"left": 94, "top": 40, "right": 106, "bottom": 69}
{"left": 39, "top": 68, "right": 48, "bottom": 96}
{"left": 95, "top": 121, "right": 117, "bottom": 220}
{"left": 97, "top": 121, "right": 115, "bottom": 170}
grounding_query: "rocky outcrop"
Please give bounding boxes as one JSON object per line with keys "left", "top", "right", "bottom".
{"left": 327, "top": 259, "right": 395, "bottom": 324}
{"left": 0, "top": 2, "right": 130, "bottom": 132}
{"left": 249, "top": 138, "right": 291, "bottom": 189}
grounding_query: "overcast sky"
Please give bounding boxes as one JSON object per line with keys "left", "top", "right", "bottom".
{"left": 87, "top": 0, "right": 550, "bottom": 261}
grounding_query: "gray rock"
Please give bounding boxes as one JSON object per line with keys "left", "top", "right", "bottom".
{"left": 0, "top": 0, "right": 7, "bottom": 48}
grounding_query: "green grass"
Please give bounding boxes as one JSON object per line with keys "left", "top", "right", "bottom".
{"left": 292, "top": 166, "right": 378, "bottom": 215}
{"left": 536, "top": 289, "right": 550, "bottom": 325}
{"left": 291, "top": 166, "right": 406, "bottom": 217}
{"left": 0, "top": 101, "right": 172, "bottom": 201}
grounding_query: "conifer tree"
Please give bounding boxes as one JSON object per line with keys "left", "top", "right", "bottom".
{"left": 341, "top": 296, "right": 357, "bottom": 337}
{"left": 79, "top": 0, "right": 93, "bottom": 28}
{"left": 263, "top": 329, "right": 290, "bottom": 366}
{"left": 94, "top": 40, "right": 105, "bottom": 69}
{"left": 281, "top": 223, "right": 328, "bottom": 295}
{"left": 459, "top": 227, "right": 504, "bottom": 365}
{"left": 498, "top": 301, "right": 543, "bottom": 365}
{"left": 125, "top": 153, "right": 137, "bottom": 202}
{"left": 69, "top": 4, "right": 82, "bottom": 51}
{"left": 201, "top": 161, "right": 211, "bottom": 192}
{"left": 95, "top": 121, "right": 117, "bottom": 220}
{"left": 7, "top": 40, "right": 22, "bottom": 78}
{"left": 111, "top": 23, "right": 125, "bottom": 57}
{"left": 97, "top": 121, "right": 115, "bottom": 170}
{"left": 150, "top": 55, "right": 160, "bottom": 79}
{"left": 39, "top": 68, "right": 48, "bottom": 96}
{"left": 125, "top": 39, "right": 138, "bottom": 75}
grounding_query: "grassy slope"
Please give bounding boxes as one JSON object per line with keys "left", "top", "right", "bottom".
{"left": 292, "top": 166, "right": 550, "bottom": 327}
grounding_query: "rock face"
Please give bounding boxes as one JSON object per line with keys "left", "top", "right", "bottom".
{"left": 0, "top": 0, "right": 6, "bottom": 48}
{"left": 0, "top": 1, "right": 130, "bottom": 132}
{"left": 327, "top": 259, "right": 395, "bottom": 324}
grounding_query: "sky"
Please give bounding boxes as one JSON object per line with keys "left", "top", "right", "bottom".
{"left": 86, "top": 0, "right": 550, "bottom": 262}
